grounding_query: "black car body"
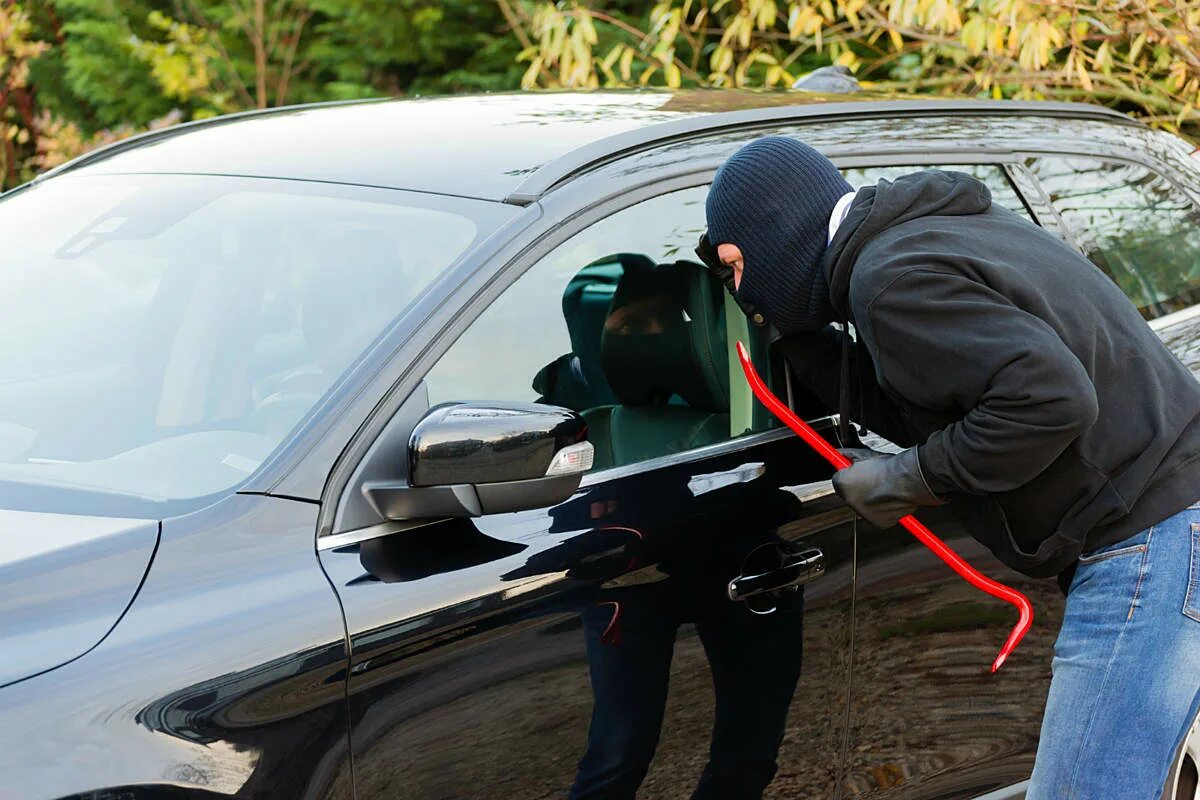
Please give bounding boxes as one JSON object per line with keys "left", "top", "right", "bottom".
{"left": 3, "top": 90, "right": 1200, "bottom": 800}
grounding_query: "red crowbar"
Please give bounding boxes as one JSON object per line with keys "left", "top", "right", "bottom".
{"left": 735, "top": 341, "right": 1034, "bottom": 672}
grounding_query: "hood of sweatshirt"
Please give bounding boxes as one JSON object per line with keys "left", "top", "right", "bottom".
{"left": 823, "top": 169, "right": 993, "bottom": 321}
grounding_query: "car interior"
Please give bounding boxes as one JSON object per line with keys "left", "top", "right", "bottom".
{"left": 533, "top": 253, "right": 774, "bottom": 472}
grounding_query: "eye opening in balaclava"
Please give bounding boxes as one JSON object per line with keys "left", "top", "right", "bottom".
{"left": 704, "top": 136, "right": 852, "bottom": 336}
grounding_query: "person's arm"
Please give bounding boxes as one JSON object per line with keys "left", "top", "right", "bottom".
{"left": 775, "top": 325, "right": 920, "bottom": 446}
{"left": 860, "top": 268, "right": 1099, "bottom": 495}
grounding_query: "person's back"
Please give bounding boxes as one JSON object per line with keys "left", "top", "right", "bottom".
{"left": 829, "top": 169, "right": 1200, "bottom": 576}
{"left": 700, "top": 135, "right": 1200, "bottom": 800}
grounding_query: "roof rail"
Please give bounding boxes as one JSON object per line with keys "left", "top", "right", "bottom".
{"left": 502, "top": 98, "right": 1140, "bottom": 206}
{"left": 32, "top": 97, "right": 389, "bottom": 185}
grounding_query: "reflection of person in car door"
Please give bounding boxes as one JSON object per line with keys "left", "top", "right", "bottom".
{"left": 535, "top": 272, "right": 806, "bottom": 799}
{"left": 700, "top": 136, "right": 1200, "bottom": 800}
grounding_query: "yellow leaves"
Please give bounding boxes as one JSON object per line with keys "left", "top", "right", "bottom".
{"left": 576, "top": 9, "right": 599, "bottom": 45}
{"left": 0, "top": 3, "right": 49, "bottom": 87}
{"left": 619, "top": 46, "right": 636, "bottom": 82}
{"left": 834, "top": 47, "right": 860, "bottom": 70}
{"left": 1017, "top": 18, "right": 1063, "bottom": 71}
{"left": 524, "top": 2, "right": 605, "bottom": 88}
{"left": 520, "top": 56, "right": 543, "bottom": 90}
{"left": 751, "top": 0, "right": 778, "bottom": 30}
{"left": 720, "top": 10, "right": 755, "bottom": 49}
{"left": 1093, "top": 40, "right": 1111, "bottom": 74}
{"left": 1129, "top": 31, "right": 1148, "bottom": 62}
{"left": 1063, "top": 44, "right": 1097, "bottom": 92}
{"left": 1169, "top": 59, "right": 1188, "bottom": 90}
{"left": 130, "top": 12, "right": 220, "bottom": 103}
{"left": 840, "top": 0, "right": 867, "bottom": 31}
{"left": 1076, "top": 55, "right": 1094, "bottom": 92}
{"left": 650, "top": 4, "right": 681, "bottom": 45}
{"left": 664, "top": 62, "right": 682, "bottom": 87}
{"left": 961, "top": 16, "right": 986, "bottom": 55}
{"left": 511, "top": 0, "right": 1199, "bottom": 144}
{"left": 888, "top": 0, "right": 962, "bottom": 34}
{"left": 789, "top": 4, "right": 825, "bottom": 41}
{"left": 710, "top": 43, "right": 735, "bottom": 74}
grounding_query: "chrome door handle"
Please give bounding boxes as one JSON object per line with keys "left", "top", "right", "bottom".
{"left": 728, "top": 545, "right": 825, "bottom": 603}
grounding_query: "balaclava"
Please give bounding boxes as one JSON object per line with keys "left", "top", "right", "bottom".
{"left": 705, "top": 136, "right": 852, "bottom": 335}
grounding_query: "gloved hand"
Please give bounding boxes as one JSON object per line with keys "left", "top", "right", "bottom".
{"left": 832, "top": 446, "right": 946, "bottom": 529}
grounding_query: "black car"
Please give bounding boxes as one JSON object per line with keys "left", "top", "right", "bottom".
{"left": 2, "top": 90, "right": 1199, "bottom": 800}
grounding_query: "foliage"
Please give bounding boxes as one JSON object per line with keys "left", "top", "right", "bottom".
{"left": 1, "top": 0, "right": 49, "bottom": 187}
{"left": 7, "top": 0, "right": 1200, "bottom": 193}
{"left": 513, "top": 0, "right": 1200, "bottom": 138}
{"left": 0, "top": 0, "right": 521, "bottom": 190}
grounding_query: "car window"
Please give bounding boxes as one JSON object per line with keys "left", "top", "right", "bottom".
{"left": 840, "top": 164, "right": 1032, "bottom": 220}
{"left": 425, "top": 186, "right": 773, "bottom": 473}
{"left": 1027, "top": 155, "right": 1200, "bottom": 319}
{"left": 0, "top": 174, "right": 513, "bottom": 515}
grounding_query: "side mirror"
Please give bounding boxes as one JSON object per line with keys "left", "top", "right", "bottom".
{"left": 364, "top": 402, "right": 593, "bottom": 520}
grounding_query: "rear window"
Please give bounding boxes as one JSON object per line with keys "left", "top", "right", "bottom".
{"left": 1027, "top": 155, "right": 1200, "bottom": 319}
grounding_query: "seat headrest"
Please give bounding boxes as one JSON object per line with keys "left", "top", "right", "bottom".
{"left": 600, "top": 259, "right": 729, "bottom": 413}
{"left": 561, "top": 253, "right": 653, "bottom": 369}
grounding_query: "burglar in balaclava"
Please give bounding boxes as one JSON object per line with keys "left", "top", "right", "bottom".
{"left": 699, "top": 136, "right": 1200, "bottom": 800}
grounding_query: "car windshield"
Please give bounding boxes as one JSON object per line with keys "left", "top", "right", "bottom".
{"left": 0, "top": 173, "right": 514, "bottom": 517}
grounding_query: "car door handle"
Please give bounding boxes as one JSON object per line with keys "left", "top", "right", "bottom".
{"left": 727, "top": 545, "right": 825, "bottom": 602}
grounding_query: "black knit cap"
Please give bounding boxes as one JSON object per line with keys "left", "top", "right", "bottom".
{"left": 705, "top": 136, "right": 852, "bottom": 335}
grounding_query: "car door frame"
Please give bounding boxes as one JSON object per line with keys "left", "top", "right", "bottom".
{"left": 311, "top": 165, "right": 780, "bottom": 542}
{"left": 308, "top": 136, "right": 1060, "bottom": 536}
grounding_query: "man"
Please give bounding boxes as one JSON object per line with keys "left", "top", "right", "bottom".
{"left": 699, "top": 135, "right": 1200, "bottom": 799}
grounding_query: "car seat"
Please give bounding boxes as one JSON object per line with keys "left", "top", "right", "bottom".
{"left": 584, "top": 259, "right": 730, "bottom": 470}
{"left": 533, "top": 253, "right": 654, "bottom": 412}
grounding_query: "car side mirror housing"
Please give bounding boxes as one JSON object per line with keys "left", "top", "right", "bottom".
{"left": 363, "top": 402, "right": 592, "bottom": 520}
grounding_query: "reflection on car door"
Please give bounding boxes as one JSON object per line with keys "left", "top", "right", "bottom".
{"left": 319, "top": 185, "right": 856, "bottom": 799}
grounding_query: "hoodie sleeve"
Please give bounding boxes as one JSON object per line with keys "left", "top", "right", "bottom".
{"left": 860, "top": 268, "right": 1099, "bottom": 495}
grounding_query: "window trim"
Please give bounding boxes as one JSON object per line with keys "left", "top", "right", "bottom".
{"left": 317, "top": 170, "right": 723, "bottom": 536}
{"left": 581, "top": 425, "right": 801, "bottom": 486}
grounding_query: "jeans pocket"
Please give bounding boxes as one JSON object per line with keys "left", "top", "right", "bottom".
{"left": 1185, "top": 523, "right": 1200, "bottom": 623}
{"left": 1078, "top": 535, "right": 1148, "bottom": 564}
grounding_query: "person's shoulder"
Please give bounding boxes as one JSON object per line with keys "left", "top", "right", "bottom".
{"left": 847, "top": 235, "right": 950, "bottom": 312}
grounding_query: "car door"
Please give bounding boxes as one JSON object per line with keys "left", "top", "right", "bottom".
{"left": 832, "top": 161, "right": 1070, "bottom": 799}
{"left": 317, "top": 181, "right": 857, "bottom": 799}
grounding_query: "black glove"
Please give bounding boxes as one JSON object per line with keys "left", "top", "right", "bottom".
{"left": 832, "top": 446, "right": 946, "bottom": 529}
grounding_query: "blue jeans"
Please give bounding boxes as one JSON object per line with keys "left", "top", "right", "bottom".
{"left": 1028, "top": 502, "right": 1200, "bottom": 800}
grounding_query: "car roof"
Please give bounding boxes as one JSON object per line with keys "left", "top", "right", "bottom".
{"left": 45, "top": 90, "right": 1141, "bottom": 204}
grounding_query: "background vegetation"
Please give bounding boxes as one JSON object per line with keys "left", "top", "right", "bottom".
{"left": 3, "top": 0, "right": 1199, "bottom": 190}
